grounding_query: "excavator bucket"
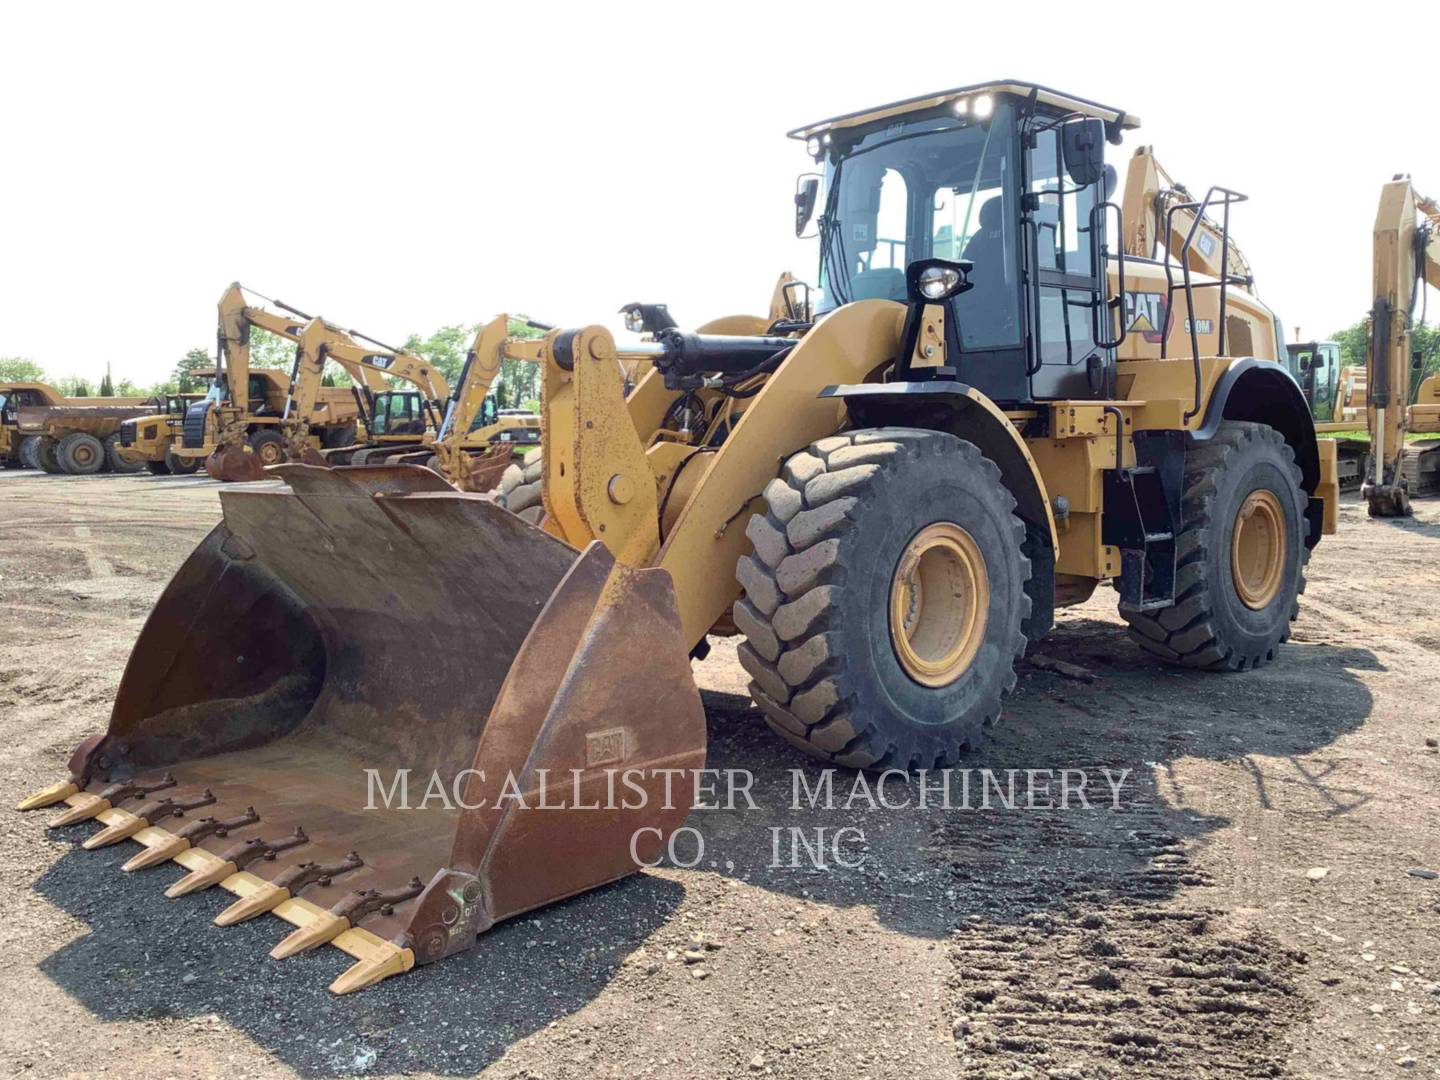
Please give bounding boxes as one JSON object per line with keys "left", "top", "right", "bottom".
{"left": 18, "top": 464, "right": 706, "bottom": 993}
{"left": 204, "top": 443, "right": 267, "bottom": 483}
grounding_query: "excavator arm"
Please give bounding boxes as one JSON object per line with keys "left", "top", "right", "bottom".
{"left": 1121, "top": 146, "right": 1255, "bottom": 289}
{"left": 1364, "top": 177, "right": 1440, "bottom": 515}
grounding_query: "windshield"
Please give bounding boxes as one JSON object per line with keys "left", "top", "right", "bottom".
{"left": 817, "top": 103, "right": 1019, "bottom": 350}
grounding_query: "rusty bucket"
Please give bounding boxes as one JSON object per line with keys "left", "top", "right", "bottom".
{"left": 19, "top": 464, "right": 706, "bottom": 993}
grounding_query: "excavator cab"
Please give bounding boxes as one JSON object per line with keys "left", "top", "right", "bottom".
{"left": 368, "top": 389, "right": 427, "bottom": 437}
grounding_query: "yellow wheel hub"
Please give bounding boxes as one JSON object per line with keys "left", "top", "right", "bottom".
{"left": 1231, "top": 489, "right": 1285, "bottom": 610}
{"left": 257, "top": 441, "right": 282, "bottom": 466}
{"left": 889, "top": 522, "right": 989, "bottom": 687}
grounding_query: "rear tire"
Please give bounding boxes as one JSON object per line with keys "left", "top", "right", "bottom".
{"left": 58, "top": 432, "right": 105, "bottom": 475}
{"left": 36, "top": 437, "right": 62, "bottom": 473}
{"left": 734, "top": 428, "right": 1030, "bottom": 770}
{"left": 164, "top": 445, "right": 199, "bottom": 475}
{"left": 145, "top": 460, "right": 171, "bottom": 476}
{"left": 105, "top": 433, "right": 145, "bottom": 473}
{"left": 247, "top": 429, "right": 286, "bottom": 467}
{"left": 1123, "top": 421, "right": 1306, "bottom": 671}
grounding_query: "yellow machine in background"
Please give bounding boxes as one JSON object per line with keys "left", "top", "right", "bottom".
{"left": 1363, "top": 177, "right": 1440, "bottom": 515}
{"left": 21, "top": 82, "right": 1336, "bottom": 996}
{"left": 277, "top": 315, "right": 448, "bottom": 467}
{"left": 116, "top": 394, "right": 207, "bottom": 475}
{"left": 189, "top": 284, "right": 365, "bottom": 481}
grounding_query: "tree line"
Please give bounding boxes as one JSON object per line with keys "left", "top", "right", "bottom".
{"left": 0, "top": 318, "right": 544, "bottom": 410}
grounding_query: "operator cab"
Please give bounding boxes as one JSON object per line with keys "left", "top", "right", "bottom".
{"left": 1286, "top": 340, "right": 1341, "bottom": 420}
{"left": 369, "top": 390, "right": 427, "bottom": 437}
{"left": 792, "top": 81, "right": 1138, "bottom": 404}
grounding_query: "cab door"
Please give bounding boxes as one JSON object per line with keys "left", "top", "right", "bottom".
{"left": 1024, "top": 124, "right": 1108, "bottom": 400}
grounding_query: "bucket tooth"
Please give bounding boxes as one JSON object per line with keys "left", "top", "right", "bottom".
{"left": 122, "top": 833, "right": 188, "bottom": 871}
{"left": 330, "top": 935, "right": 414, "bottom": 994}
{"left": 82, "top": 811, "right": 145, "bottom": 850}
{"left": 270, "top": 912, "right": 349, "bottom": 959}
{"left": 272, "top": 876, "right": 422, "bottom": 960}
{"left": 49, "top": 794, "right": 112, "bottom": 828}
{"left": 122, "top": 808, "right": 261, "bottom": 872}
{"left": 213, "top": 882, "right": 288, "bottom": 926}
{"left": 83, "top": 789, "right": 216, "bottom": 850}
{"left": 17, "top": 780, "right": 78, "bottom": 811}
{"left": 166, "top": 858, "right": 237, "bottom": 898}
{"left": 48, "top": 773, "right": 178, "bottom": 827}
{"left": 217, "top": 851, "right": 363, "bottom": 926}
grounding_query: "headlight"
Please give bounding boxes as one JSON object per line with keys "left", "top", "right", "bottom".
{"left": 806, "top": 135, "right": 821, "bottom": 157}
{"left": 972, "top": 94, "right": 994, "bottom": 120}
{"left": 918, "top": 265, "right": 963, "bottom": 301}
{"left": 623, "top": 308, "right": 645, "bottom": 333}
{"left": 952, "top": 98, "right": 969, "bottom": 116}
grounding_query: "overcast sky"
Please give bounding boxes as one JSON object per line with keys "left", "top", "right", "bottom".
{"left": 2, "top": 2, "right": 1437, "bottom": 387}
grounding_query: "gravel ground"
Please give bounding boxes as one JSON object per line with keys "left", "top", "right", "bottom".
{"left": 0, "top": 468, "right": 1437, "bottom": 1079}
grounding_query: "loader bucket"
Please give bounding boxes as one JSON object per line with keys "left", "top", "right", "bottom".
{"left": 204, "top": 443, "right": 267, "bottom": 483}
{"left": 19, "top": 464, "right": 706, "bottom": 993}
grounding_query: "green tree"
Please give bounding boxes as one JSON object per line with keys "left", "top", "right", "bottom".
{"left": 62, "top": 377, "right": 92, "bottom": 397}
{"left": 249, "top": 327, "right": 297, "bottom": 369}
{"left": 402, "top": 324, "right": 473, "bottom": 386}
{"left": 1330, "top": 319, "right": 1368, "bottom": 369}
{"left": 174, "top": 347, "right": 212, "bottom": 393}
{"left": 0, "top": 357, "right": 46, "bottom": 383}
{"left": 1330, "top": 317, "right": 1440, "bottom": 400}
{"left": 99, "top": 369, "right": 114, "bottom": 396}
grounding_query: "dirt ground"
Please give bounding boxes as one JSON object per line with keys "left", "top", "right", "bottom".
{"left": 0, "top": 467, "right": 1437, "bottom": 1080}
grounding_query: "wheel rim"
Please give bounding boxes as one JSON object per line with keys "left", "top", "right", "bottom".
{"left": 1231, "top": 489, "right": 1285, "bottom": 610}
{"left": 257, "top": 441, "right": 282, "bottom": 466}
{"left": 889, "top": 522, "right": 989, "bottom": 687}
{"left": 74, "top": 443, "right": 97, "bottom": 467}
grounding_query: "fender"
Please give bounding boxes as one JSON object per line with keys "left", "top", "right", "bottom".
{"left": 821, "top": 380, "right": 1059, "bottom": 638}
{"left": 1195, "top": 358, "right": 1319, "bottom": 492}
{"left": 820, "top": 381, "right": 1057, "bottom": 549}
{"left": 1197, "top": 358, "right": 1327, "bottom": 548}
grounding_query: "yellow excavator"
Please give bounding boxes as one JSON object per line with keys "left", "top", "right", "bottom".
{"left": 1362, "top": 176, "right": 1440, "bottom": 515}
{"left": 277, "top": 315, "right": 449, "bottom": 467}
{"left": 416, "top": 319, "right": 544, "bottom": 491}
{"left": 194, "top": 285, "right": 365, "bottom": 482}
{"left": 20, "top": 82, "right": 1337, "bottom": 995}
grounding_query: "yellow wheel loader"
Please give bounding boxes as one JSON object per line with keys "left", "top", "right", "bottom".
{"left": 20, "top": 81, "right": 1337, "bottom": 995}
{"left": 115, "top": 394, "right": 208, "bottom": 475}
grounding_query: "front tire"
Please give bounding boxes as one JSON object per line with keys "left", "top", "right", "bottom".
{"left": 105, "top": 433, "right": 145, "bottom": 474}
{"left": 164, "top": 445, "right": 199, "bottom": 475}
{"left": 19, "top": 436, "right": 40, "bottom": 469}
{"left": 247, "top": 429, "right": 286, "bottom": 467}
{"left": 734, "top": 428, "right": 1030, "bottom": 770}
{"left": 1123, "top": 421, "right": 1306, "bottom": 671}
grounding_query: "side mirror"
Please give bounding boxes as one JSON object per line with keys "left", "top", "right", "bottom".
{"left": 1061, "top": 118, "right": 1106, "bottom": 187}
{"left": 795, "top": 174, "right": 820, "bottom": 238}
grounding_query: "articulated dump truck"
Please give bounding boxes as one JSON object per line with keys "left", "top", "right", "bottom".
{"left": 20, "top": 81, "right": 1339, "bottom": 994}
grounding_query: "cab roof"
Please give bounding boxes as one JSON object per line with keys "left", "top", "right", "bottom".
{"left": 787, "top": 80, "right": 1140, "bottom": 141}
